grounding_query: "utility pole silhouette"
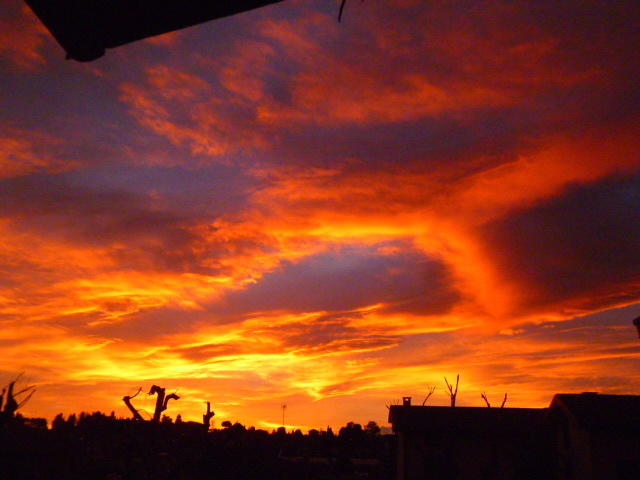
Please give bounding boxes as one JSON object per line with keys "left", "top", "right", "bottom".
{"left": 281, "top": 403, "right": 287, "bottom": 428}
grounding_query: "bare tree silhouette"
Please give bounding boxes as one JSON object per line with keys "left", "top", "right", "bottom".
{"left": 481, "top": 392, "right": 508, "bottom": 408}
{"left": 149, "top": 385, "right": 179, "bottom": 422}
{"left": 3, "top": 381, "right": 18, "bottom": 416}
{"left": 1, "top": 373, "right": 36, "bottom": 418}
{"left": 122, "top": 387, "right": 144, "bottom": 421}
{"left": 422, "top": 385, "right": 436, "bottom": 406}
{"left": 444, "top": 374, "right": 459, "bottom": 407}
{"left": 203, "top": 401, "right": 215, "bottom": 431}
{"left": 385, "top": 398, "right": 401, "bottom": 410}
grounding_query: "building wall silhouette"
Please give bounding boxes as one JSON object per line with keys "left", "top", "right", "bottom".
{"left": 389, "top": 393, "right": 640, "bottom": 480}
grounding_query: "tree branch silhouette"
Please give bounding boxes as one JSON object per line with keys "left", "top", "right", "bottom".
{"left": 422, "top": 385, "right": 436, "bottom": 406}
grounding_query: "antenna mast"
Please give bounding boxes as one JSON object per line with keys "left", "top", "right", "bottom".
{"left": 281, "top": 403, "right": 287, "bottom": 428}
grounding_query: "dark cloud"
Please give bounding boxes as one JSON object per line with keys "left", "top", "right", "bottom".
{"left": 0, "top": 171, "right": 267, "bottom": 275}
{"left": 83, "top": 307, "right": 215, "bottom": 340}
{"left": 63, "top": 164, "right": 256, "bottom": 216}
{"left": 0, "top": 172, "right": 205, "bottom": 268}
{"left": 271, "top": 312, "right": 399, "bottom": 353}
{"left": 0, "top": 173, "right": 211, "bottom": 272}
{"left": 209, "top": 242, "right": 458, "bottom": 316}
{"left": 318, "top": 378, "right": 371, "bottom": 397}
{"left": 479, "top": 172, "right": 640, "bottom": 314}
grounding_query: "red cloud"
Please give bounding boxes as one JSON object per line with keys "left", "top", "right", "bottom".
{"left": 0, "top": 3, "right": 49, "bottom": 70}
{"left": 0, "top": 127, "right": 76, "bottom": 178}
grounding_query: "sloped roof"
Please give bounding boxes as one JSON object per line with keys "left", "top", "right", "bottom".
{"left": 550, "top": 393, "right": 640, "bottom": 432}
{"left": 25, "top": 0, "right": 283, "bottom": 62}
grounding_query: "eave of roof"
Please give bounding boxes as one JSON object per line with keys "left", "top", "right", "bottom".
{"left": 388, "top": 405, "right": 549, "bottom": 435}
{"left": 25, "top": 0, "right": 284, "bottom": 62}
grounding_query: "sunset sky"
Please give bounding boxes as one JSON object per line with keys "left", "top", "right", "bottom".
{"left": 1, "top": 0, "right": 639, "bottom": 431}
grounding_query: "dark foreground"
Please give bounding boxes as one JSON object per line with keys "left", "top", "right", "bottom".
{"left": 0, "top": 413, "right": 395, "bottom": 480}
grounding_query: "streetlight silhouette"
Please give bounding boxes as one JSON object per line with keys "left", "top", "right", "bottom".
{"left": 281, "top": 403, "right": 287, "bottom": 429}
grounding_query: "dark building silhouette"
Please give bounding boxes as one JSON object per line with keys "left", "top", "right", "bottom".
{"left": 389, "top": 393, "right": 640, "bottom": 480}
{"left": 389, "top": 402, "right": 553, "bottom": 480}
{"left": 550, "top": 393, "right": 640, "bottom": 480}
{"left": 25, "top": 0, "right": 284, "bottom": 61}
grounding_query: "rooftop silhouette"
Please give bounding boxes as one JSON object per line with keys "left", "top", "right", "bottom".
{"left": 25, "top": 0, "right": 284, "bottom": 61}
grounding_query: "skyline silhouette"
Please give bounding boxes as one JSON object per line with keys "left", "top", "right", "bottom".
{"left": 4, "top": 385, "right": 638, "bottom": 479}
{"left": 1, "top": 0, "right": 639, "bottom": 429}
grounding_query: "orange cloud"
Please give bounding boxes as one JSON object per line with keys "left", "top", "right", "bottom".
{"left": 447, "top": 124, "right": 640, "bottom": 224}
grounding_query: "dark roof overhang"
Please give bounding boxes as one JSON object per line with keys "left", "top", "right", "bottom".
{"left": 25, "top": 0, "right": 284, "bottom": 62}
